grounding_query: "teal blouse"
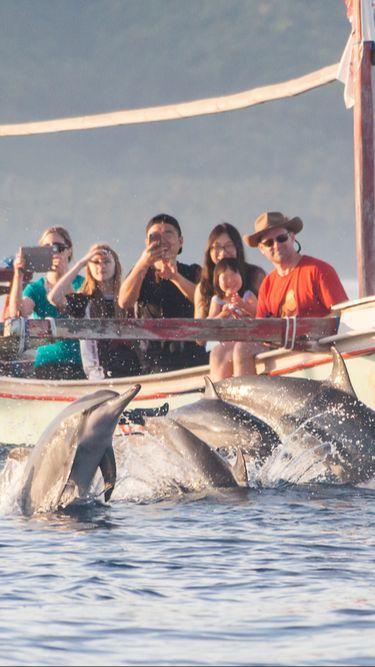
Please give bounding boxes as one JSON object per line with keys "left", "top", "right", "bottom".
{"left": 23, "top": 275, "right": 85, "bottom": 368}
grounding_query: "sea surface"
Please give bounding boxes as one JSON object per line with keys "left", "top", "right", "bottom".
{"left": 0, "top": 427, "right": 374, "bottom": 667}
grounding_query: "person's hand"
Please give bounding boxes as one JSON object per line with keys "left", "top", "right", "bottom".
{"left": 13, "top": 250, "right": 26, "bottom": 274}
{"left": 138, "top": 240, "right": 165, "bottom": 270}
{"left": 156, "top": 259, "right": 177, "bottom": 281}
{"left": 217, "top": 303, "right": 234, "bottom": 319}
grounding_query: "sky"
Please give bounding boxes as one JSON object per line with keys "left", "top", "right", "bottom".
{"left": 0, "top": 1, "right": 359, "bottom": 296}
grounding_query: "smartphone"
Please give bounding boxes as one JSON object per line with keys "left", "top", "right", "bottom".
{"left": 21, "top": 246, "right": 54, "bottom": 272}
{"left": 149, "top": 232, "right": 162, "bottom": 247}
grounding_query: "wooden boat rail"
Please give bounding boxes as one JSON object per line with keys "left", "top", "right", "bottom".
{"left": 0, "top": 315, "right": 340, "bottom": 360}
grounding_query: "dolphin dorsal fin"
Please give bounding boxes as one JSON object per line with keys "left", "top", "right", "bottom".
{"left": 230, "top": 448, "right": 248, "bottom": 488}
{"left": 204, "top": 376, "right": 220, "bottom": 400}
{"left": 324, "top": 346, "right": 357, "bottom": 398}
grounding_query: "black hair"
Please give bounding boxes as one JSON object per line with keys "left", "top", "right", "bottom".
{"left": 213, "top": 257, "right": 243, "bottom": 299}
{"left": 146, "top": 213, "right": 182, "bottom": 237}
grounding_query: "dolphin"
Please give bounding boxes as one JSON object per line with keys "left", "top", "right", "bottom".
{"left": 17, "top": 384, "right": 141, "bottom": 515}
{"left": 214, "top": 347, "right": 375, "bottom": 485}
{"left": 166, "top": 376, "right": 280, "bottom": 461}
{"left": 145, "top": 416, "right": 249, "bottom": 488}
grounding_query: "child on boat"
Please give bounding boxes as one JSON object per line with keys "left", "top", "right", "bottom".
{"left": 208, "top": 257, "right": 257, "bottom": 319}
{"left": 207, "top": 257, "right": 260, "bottom": 381}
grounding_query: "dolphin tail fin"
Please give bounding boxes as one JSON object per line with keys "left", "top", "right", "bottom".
{"left": 231, "top": 448, "right": 248, "bottom": 488}
{"left": 203, "top": 375, "right": 220, "bottom": 400}
{"left": 99, "top": 446, "right": 117, "bottom": 502}
{"left": 324, "top": 346, "right": 357, "bottom": 398}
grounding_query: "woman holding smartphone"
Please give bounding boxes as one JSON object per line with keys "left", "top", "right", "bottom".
{"left": 8, "top": 226, "right": 85, "bottom": 379}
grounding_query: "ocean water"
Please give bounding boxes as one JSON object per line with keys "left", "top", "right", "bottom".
{"left": 0, "top": 428, "right": 375, "bottom": 667}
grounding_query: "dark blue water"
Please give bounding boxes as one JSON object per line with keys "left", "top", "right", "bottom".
{"left": 0, "top": 475, "right": 374, "bottom": 666}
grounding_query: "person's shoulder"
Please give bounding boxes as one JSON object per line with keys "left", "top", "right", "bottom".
{"left": 300, "top": 255, "right": 339, "bottom": 273}
{"left": 72, "top": 274, "right": 85, "bottom": 288}
{"left": 177, "top": 261, "right": 201, "bottom": 280}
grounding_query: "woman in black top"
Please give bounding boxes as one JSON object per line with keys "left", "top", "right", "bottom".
{"left": 194, "top": 222, "right": 266, "bottom": 380}
{"left": 48, "top": 243, "right": 140, "bottom": 379}
{"left": 194, "top": 222, "right": 266, "bottom": 319}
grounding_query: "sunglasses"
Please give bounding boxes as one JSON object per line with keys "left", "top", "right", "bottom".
{"left": 45, "top": 242, "right": 69, "bottom": 253}
{"left": 261, "top": 233, "right": 289, "bottom": 248}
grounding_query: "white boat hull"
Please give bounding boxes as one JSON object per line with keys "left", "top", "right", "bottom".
{"left": 1, "top": 298, "right": 374, "bottom": 445}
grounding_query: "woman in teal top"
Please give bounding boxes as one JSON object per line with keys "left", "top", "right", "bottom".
{"left": 8, "top": 226, "right": 85, "bottom": 379}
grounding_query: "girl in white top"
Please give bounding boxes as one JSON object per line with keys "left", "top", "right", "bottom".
{"left": 208, "top": 257, "right": 257, "bottom": 319}
{"left": 207, "top": 257, "right": 258, "bottom": 381}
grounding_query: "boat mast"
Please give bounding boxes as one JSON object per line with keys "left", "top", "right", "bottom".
{"left": 352, "top": 0, "right": 375, "bottom": 296}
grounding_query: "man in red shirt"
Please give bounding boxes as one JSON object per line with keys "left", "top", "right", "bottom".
{"left": 243, "top": 211, "right": 348, "bottom": 318}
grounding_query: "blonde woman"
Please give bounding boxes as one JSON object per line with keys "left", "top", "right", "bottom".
{"left": 48, "top": 243, "right": 140, "bottom": 379}
{"left": 8, "top": 226, "right": 85, "bottom": 379}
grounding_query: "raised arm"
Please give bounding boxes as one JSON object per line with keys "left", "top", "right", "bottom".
{"left": 118, "top": 241, "right": 164, "bottom": 309}
{"left": 48, "top": 250, "right": 92, "bottom": 310}
{"left": 8, "top": 250, "right": 35, "bottom": 317}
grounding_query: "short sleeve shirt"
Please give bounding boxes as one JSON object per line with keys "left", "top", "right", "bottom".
{"left": 23, "top": 275, "right": 84, "bottom": 367}
{"left": 256, "top": 256, "right": 348, "bottom": 318}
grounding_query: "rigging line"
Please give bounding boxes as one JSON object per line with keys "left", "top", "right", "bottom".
{"left": 0, "top": 63, "right": 339, "bottom": 137}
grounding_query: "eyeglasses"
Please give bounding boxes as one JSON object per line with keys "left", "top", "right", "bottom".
{"left": 45, "top": 242, "right": 69, "bottom": 253}
{"left": 210, "top": 242, "right": 236, "bottom": 253}
{"left": 260, "top": 233, "right": 289, "bottom": 248}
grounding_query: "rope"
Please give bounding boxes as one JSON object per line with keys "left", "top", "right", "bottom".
{"left": 45, "top": 317, "right": 57, "bottom": 339}
{"left": 283, "top": 316, "right": 297, "bottom": 350}
{"left": 17, "top": 316, "right": 26, "bottom": 355}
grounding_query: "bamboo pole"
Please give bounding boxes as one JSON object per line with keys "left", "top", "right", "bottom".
{"left": 0, "top": 64, "right": 338, "bottom": 137}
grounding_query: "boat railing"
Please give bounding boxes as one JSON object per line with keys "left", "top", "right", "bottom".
{"left": 0, "top": 314, "right": 340, "bottom": 361}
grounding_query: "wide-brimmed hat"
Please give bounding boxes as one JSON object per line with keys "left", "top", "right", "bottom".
{"left": 243, "top": 211, "right": 304, "bottom": 247}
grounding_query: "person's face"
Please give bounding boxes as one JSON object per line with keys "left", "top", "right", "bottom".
{"left": 147, "top": 223, "right": 183, "bottom": 260}
{"left": 41, "top": 232, "right": 71, "bottom": 272}
{"left": 258, "top": 227, "right": 294, "bottom": 263}
{"left": 88, "top": 250, "right": 116, "bottom": 281}
{"left": 218, "top": 268, "right": 242, "bottom": 297}
{"left": 209, "top": 233, "right": 237, "bottom": 264}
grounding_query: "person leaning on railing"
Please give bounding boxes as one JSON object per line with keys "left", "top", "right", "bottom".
{"left": 217, "top": 211, "right": 349, "bottom": 380}
{"left": 7, "top": 226, "right": 85, "bottom": 380}
{"left": 118, "top": 213, "right": 209, "bottom": 373}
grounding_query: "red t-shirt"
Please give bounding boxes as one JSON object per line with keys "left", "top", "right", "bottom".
{"left": 256, "top": 255, "right": 348, "bottom": 318}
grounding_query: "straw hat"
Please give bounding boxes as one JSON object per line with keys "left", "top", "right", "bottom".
{"left": 243, "top": 211, "right": 303, "bottom": 247}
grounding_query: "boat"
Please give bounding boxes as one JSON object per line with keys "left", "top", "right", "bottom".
{"left": 0, "top": 0, "right": 374, "bottom": 445}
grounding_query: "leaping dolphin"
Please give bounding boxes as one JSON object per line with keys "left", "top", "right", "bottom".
{"left": 214, "top": 348, "right": 375, "bottom": 485}
{"left": 16, "top": 384, "right": 141, "bottom": 515}
{"left": 145, "top": 416, "right": 249, "bottom": 489}
{"left": 167, "top": 376, "right": 280, "bottom": 460}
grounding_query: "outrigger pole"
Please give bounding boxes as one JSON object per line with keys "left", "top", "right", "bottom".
{"left": 351, "top": 0, "right": 375, "bottom": 297}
